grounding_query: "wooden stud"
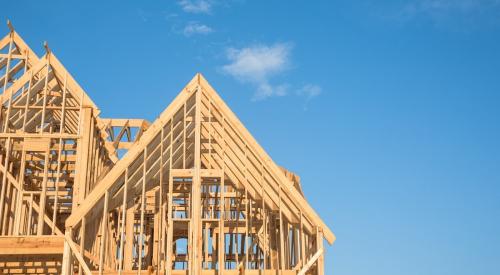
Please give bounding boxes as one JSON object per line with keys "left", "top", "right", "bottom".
{"left": 138, "top": 148, "right": 147, "bottom": 273}
{"left": 98, "top": 191, "right": 109, "bottom": 274}
{"left": 117, "top": 170, "right": 128, "bottom": 273}
{"left": 37, "top": 149, "right": 50, "bottom": 235}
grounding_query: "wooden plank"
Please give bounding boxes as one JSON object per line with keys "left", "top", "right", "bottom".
{"left": 99, "top": 118, "right": 150, "bottom": 128}
{"left": 0, "top": 137, "right": 11, "bottom": 232}
{"left": 23, "top": 137, "right": 50, "bottom": 152}
{"left": 191, "top": 86, "right": 202, "bottom": 275}
{"left": 118, "top": 170, "right": 129, "bottom": 274}
{"left": 138, "top": 149, "right": 147, "bottom": 272}
{"left": 98, "top": 191, "right": 109, "bottom": 274}
{"left": 37, "top": 150, "right": 50, "bottom": 235}
{"left": 0, "top": 236, "right": 64, "bottom": 255}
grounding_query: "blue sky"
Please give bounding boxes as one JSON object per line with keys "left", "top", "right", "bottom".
{"left": 2, "top": 0, "right": 500, "bottom": 274}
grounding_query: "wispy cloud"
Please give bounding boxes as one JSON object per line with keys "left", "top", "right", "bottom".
{"left": 179, "top": 0, "right": 212, "bottom": 14}
{"left": 137, "top": 9, "right": 151, "bottom": 22}
{"left": 221, "top": 43, "right": 292, "bottom": 100}
{"left": 183, "top": 22, "right": 214, "bottom": 36}
{"left": 298, "top": 84, "right": 322, "bottom": 99}
{"left": 404, "top": 0, "right": 499, "bottom": 14}
{"left": 297, "top": 84, "right": 322, "bottom": 110}
{"left": 398, "top": 0, "right": 500, "bottom": 27}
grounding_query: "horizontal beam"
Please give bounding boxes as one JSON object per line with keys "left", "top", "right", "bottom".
{"left": 91, "top": 270, "right": 298, "bottom": 275}
{"left": 99, "top": 118, "right": 150, "bottom": 128}
{"left": 0, "top": 133, "right": 79, "bottom": 139}
{"left": 0, "top": 236, "right": 64, "bottom": 255}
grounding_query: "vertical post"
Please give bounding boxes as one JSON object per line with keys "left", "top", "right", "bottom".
{"left": 235, "top": 194, "right": 240, "bottom": 267}
{"left": 22, "top": 70, "right": 33, "bottom": 131}
{"left": 61, "top": 229, "right": 73, "bottom": 275}
{"left": 243, "top": 189, "right": 249, "bottom": 272}
{"left": 124, "top": 202, "right": 134, "bottom": 270}
{"left": 294, "top": 226, "right": 300, "bottom": 268}
{"left": 315, "top": 228, "right": 324, "bottom": 275}
{"left": 27, "top": 193, "right": 33, "bottom": 235}
{"left": 0, "top": 137, "right": 11, "bottom": 232}
{"left": 208, "top": 97, "right": 212, "bottom": 169}
{"left": 248, "top": 186, "right": 253, "bottom": 269}
{"left": 39, "top": 58, "right": 50, "bottom": 133}
{"left": 166, "top": 172, "right": 173, "bottom": 274}
{"left": 218, "top": 115, "right": 226, "bottom": 273}
{"left": 13, "top": 148, "right": 26, "bottom": 235}
{"left": 74, "top": 107, "right": 92, "bottom": 209}
{"left": 77, "top": 87, "right": 84, "bottom": 135}
{"left": 138, "top": 148, "right": 148, "bottom": 272}
{"left": 0, "top": 32, "right": 14, "bottom": 129}
{"left": 2, "top": 66, "right": 16, "bottom": 133}
{"left": 7, "top": 182, "right": 16, "bottom": 234}
{"left": 152, "top": 194, "right": 160, "bottom": 271}
{"left": 78, "top": 217, "right": 86, "bottom": 275}
{"left": 262, "top": 199, "right": 267, "bottom": 270}
{"left": 85, "top": 118, "right": 96, "bottom": 195}
{"left": 300, "top": 212, "right": 305, "bottom": 269}
{"left": 156, "top": 128, "right": 164, "bottom": 273}
{"left": 182, "top": 104, "right": 186, "bottom": 168}
{"left": 52, "top": 138, "right": 63, "bottom": 234}
{"left": 218, "top": 173, "right": 225, "bottom": 272}
{"left": 3, "top": 170, "right": 14, "bottom": 235}
{"left": 37, "top": 148, "right": 50, "bottom": 235}
{"left": 19, "top": 198, "right": 26, "bottom": 235}
{"left": 60, "top": 72, "right": 68, "bottom": 134}
{"left": 191, "top": 86, "right": 202, "bottom": 275}
{"left": 165, "top": 119, "right": 174, "bottom": 274}
{"left": 260, "top": 161, "right": 267, "bottom": 270}
{"left": 1, "top": 172, "right": 13, "bottom": 234}
{"left": 279, "top": 190, "right": 285, "bottom": 271}
{"left": 99, "top": 191, "right": 109, "bottom": 274}
{"left": 243, "top": 145, "right": 249, "bottom": 271}
{"left": 118, "top": 170, "right": 129, "bottom": 274}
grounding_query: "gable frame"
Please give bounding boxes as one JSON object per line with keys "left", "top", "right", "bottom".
{"left": 66, "top": 73, "right": 334, "bottom": 245}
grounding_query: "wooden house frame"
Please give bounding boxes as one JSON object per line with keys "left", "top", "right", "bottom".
{"left": 0, "top": 22, "right": 335, "bottom": 275}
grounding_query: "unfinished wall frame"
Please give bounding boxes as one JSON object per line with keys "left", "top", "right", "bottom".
{"left": 0, "top": 23, "right": 335, "bottom": 275}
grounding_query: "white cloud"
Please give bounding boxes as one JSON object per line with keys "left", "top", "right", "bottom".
{"left": 298, "top": 84, "right": 322, "bottom": 99}
{"left": 254, "top": 83, "right": 289, "bottom": 101}
{"left": 223, "top": 43, "right": 290, "bottom": 82}
{"left": 183, "top": 22, "right": 214, "bottom": 36}
{"left": 179, "top": 0, "right": 212, "bottom": 14}
{"left": 386, "top": 0, "right": 500, "bottom": 30}
{"left": 221, "top": 43, "right": 292, "bottom": 100}
{"left": 297, "top": 84, "right": 322, "bottom": 111}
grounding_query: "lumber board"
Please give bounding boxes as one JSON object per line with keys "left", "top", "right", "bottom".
{"left": 0, "top": 236, "right": 64, "bottom": 254}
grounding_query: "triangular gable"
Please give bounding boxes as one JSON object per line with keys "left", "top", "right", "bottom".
{"left": 0, "top": 34, "right": 119, "bottom": 158}
{"left": 66, "top": 74, "right": 335, "bottom": 244}
{"left": 0, "top": 31, "right": 39, "bottom": 93}
{"left": 1, "top": 29, "right": 100, "bottom": 132}
{"left": 1, "top": 52, "right": 98, "bottom": 113}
